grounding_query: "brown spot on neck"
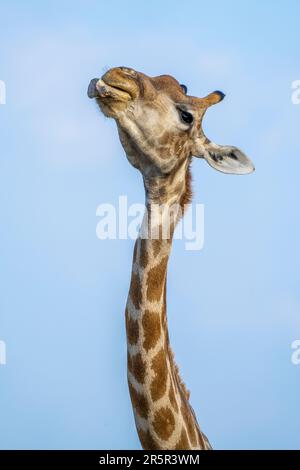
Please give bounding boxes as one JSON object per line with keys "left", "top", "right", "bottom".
{"left": 133, "top": 239, "right": 138, "bottom": 263}
{"left": 146, "top": 256, "right": 168, "bottom": 302}
{"left": 138, "top": 429, "right": 159, "bottom": 450}
{"left": 139, "top": 238, "right": 149, "bottom": 269}
{"left": 125, "top": 307, "right": 139, "bottom": 345}
{"left": 142, "top": 309, "right": 162, "bottom": 352}
{"left": 152, "top": 239, "right": 161, "bottom": 257}
{"left": 150, "top": 347, "right": 168, "bottom": 401}
{"left": 129, "top": 272, "right": 142, "bottom": 310}
{"left": 152, "top": 406, "right": 176, "bottom": 440}
{"left": 128, "top": 382, "right": 149, "bottom": 419}
{"left": 128, "top": 352, "right": 146, "bottom": 384}
{"left": 175, "top": 428, "right": 189, "bottom": 450}
{"left": 181, "top": 400, "right": 197, "bottom": 447}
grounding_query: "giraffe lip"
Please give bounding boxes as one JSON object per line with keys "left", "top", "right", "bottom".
{"left": 100, "top": 77, "right": 133, "bottom": 98}
{"left": 87, "top": 77, "right": 132, "bottom": 100}
{"left": 89, "top": 78, "right": 132, "bottom": 101}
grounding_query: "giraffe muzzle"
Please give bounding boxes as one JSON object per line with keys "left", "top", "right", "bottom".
{"left": 88, "top": 77, "right": 133, "bottom": 101}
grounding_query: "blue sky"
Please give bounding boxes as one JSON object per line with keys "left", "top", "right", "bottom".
{"left": 0, "top": 0, "right": 299, "bottom": 449}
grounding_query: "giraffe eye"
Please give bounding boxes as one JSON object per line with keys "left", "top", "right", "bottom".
{"left": 179, "top": 109, "right": 194, "bottom": 124}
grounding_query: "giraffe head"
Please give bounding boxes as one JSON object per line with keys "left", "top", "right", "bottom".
{"left": 88, "top": 66, "right": 254, "bottom": 176}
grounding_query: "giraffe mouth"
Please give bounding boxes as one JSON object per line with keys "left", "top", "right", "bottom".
{"left": 87, "top": 78, "right": 132, "bottom": 101}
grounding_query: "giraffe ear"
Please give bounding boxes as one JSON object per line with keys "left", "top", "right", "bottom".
{"left": 195, "top": 143, "right": 255, "bottom": 175}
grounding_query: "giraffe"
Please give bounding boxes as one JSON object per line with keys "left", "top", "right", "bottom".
{"left": 88, "top": 67, "right": 254, "bottom": 450}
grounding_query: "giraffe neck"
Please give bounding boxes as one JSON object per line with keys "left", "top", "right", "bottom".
{"left": 125, "top": 159, "right": 211, "bottom": 450}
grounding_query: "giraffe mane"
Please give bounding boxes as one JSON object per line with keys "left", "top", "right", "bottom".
{"left": 168, "top": 344, "right": 191, "bottom": 401}
{"left": 180, "top": 162, "right": 193, "bottom": 212}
